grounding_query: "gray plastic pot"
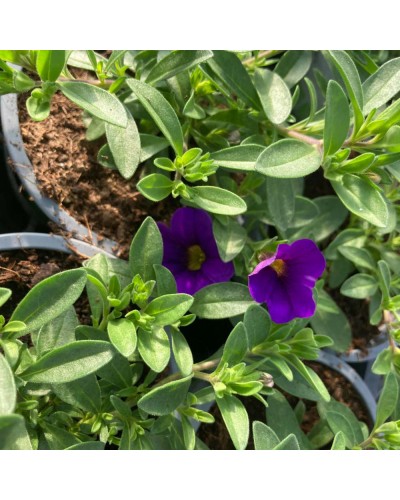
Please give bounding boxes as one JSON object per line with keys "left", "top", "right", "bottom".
{"left": 0, "top": 232, "right": 114, "bottom": 259}
{"left": 0, "top": 94, "right": 118, "bottom": 255}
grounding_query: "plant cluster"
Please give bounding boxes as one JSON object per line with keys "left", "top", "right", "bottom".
{"left": 0, "top": 50, "right": 400, "bottom": 450}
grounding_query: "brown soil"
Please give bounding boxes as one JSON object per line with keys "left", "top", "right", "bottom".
{"left": 0, "top": 248, "right": 89, "bottom": 325}
{"left": 197, "top": 361, "right": 372, "bottom": 450}
{"left": 327, "top": 286, "right": 383, "bottom": 354}
{"left": 18, "top": 92, "right": 178, "bottom": 258}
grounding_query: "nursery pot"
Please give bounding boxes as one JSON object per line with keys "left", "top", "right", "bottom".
{"left": 0, "top": 231, "right": 113, "bottom": 258}
{"left": 0, "top": 94, "right": 119, "bottom": 255}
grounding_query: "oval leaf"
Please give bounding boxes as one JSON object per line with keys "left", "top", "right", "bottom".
{"left": 0, "top": 354, "right": 16, "bottom": 415}
{"left": 129, "top": 217, "right": 163, "bottom": 282}
{"left": 36, "top": 50, "right": 66, "bottom": 81}
{"left": 105, "top": 111, "right": 140, "bottom": 179}
{"left": 211, "top": 144, "right": 265, "bottom": 171}
{"left": 146, "top": 50, "right": 213, "bottom": 84}
{"left": 126, "top": 78, "right": 184, "bottom": 155}
{"left": 58, "top": 81, "right": 127, "bottom": 127}
{"left": 324, "top": 80, "right": 350, "bottom": 157}
{"left": 255, "top": 139, "right": 321, "bottom": 178}
{"left": 254, "top": 68, "right": 292, "bottom": 124}
{"left": 340, "top": 273, "right": 378, "bottom": 299}
{"left": 191, "top": 283, "right": 253, "bottom": 319}
{"left": 331, "top": 174, "right": 389, "bottom": 227}
{"left": 108, "top": 319, "right": 137, "bottom": 358}
{"left": 363, "top": 57, "right": 400, "bottom": 114}
{"left": 145, "top": 294, "right": 193, "bottom": 326}
{"left": 20, "top": 341, "right": 116, "bottom": 384}
{"left": 216, "top": 394, "right": 249, "bottom": 450}
{"left": 188, "top": 186, "right": 247, "bottom": 215}
{"left": 137, "top": 174, "right": 174, "bottom": 202}
{"left": 138, "top": 375, "right": 193, "bottom": 416}
{"left": 11, "top": 269, "right": 87, "bottom": 334}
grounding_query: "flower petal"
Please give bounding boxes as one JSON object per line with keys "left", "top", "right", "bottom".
{"left": 277, "top": 239, "right": 326, "bottom": 281}
{"left": 175, "top": 270, "right": 213, "bottom": 295}
{"left": 158, "top": 222, "right": 187, "bottom": 265}
{"left": 169, "top": 207, "right": 216, "bottom": 250}
{"left": 202, "top": 258, "right": 234, "bottom": 282}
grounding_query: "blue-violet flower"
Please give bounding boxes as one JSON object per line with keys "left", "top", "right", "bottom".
{"left": 158, "top": 207, "right": 234, "bottom": 295}
{"left": 248, "top": 239, "right": 326, "bottom": 324}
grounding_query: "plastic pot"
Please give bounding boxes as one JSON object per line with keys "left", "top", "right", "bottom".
{"left": 0, "top": 232, "right": 114, "bottom": 259}
{"left": 0, "top": 94, "right": 118, "bottom": 255}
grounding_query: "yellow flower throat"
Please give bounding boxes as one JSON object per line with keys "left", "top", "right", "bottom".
{"left": 187, "top": 244, "right": 206, "bottom": 271}
{"left": 271, "top": 259, "right": 286, "bottom": 277}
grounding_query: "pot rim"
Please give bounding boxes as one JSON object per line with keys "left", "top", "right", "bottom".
{"left": 316, "top": 350, "right": 377, "bottom": 423}
{"left": 0, "top": 231, "right": 114, "bottom": 258}
{"left": 0, "top": 93, "right": 118, "bottom": 255}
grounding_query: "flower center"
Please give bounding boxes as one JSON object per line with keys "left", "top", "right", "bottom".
{"left": 187, "top": 244, "right": 206, "bottom": 271}
{"left": 271, "top": 259, "right": 286, "bottom": 277}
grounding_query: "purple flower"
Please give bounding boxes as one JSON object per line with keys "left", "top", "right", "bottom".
{"left": 248, "top": 239, "right": 326, "bottom": 324}
{"left": 158, "top": 207, "right": 234, "bottom": 295}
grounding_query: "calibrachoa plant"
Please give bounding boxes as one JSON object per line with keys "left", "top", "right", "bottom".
{"left": 1, "top": 50, "right": 400, "bottom": 450}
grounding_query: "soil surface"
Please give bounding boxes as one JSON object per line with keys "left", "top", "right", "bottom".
{"left": 327, "top": 286, "right": 383, "bottom": 354}
{"left": 197, "top": 361, "right": 372, "bottom": 450}
{"left": 0, "top": 248, "right": 89, "bottom": 324}
{"left": 18, "top": 92, "right": 177, "bottom": 258}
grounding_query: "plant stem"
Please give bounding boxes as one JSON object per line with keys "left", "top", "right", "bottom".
{"left": 243, "top": 50, "right": 284, "bottom": 66}
{"left": 152, "top": 358, "right": 221, "bottom": 388}
{"left": 276, "top": 125, "right": 322, "bottom": 148}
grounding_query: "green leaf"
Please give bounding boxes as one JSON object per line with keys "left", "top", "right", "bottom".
{"left": 108, "top": 319, "right": 137, "bottom": 358}
{"left": 187, "top": 186, "right": 247, "bottom": 215}
{"left": 0, "top": 288, "right": 12, "bottom": 308}
{"left": 213, "top": 218, "right": 246, "bottom": 262}
{"left": 126, "top": 78, "right": 183, "bottom": 155}
{"left": 363, "top": 57, "right": 400, "bottom": 114}
{"left": 146, "top": 50, "right": 213, "bottom": 84}
{"left": 20, "top": 341, "right": 115, "bottom": 384}
{"left": 26, "top": 93, "right": 51, "bottom": 121}
{"left": 331, "top": 431, "right": 346, "bottom": 450}
{"left": 58, "top": 81, "right": 127, "bottom": 127}
{"left": 66, "top": 441, "right": 105, "bottom": 450}
{"left": 372, "top": 348, "right": 392, "bottom": 375}
{"left": 97, "top": 352, "right": 133, "bottom": 389}
{"left": 219, "top": 322, "right": 248, "bottom": 367}
{"left": 216, "top": 394, "right": 249, "bottom": 450}
{"left": 0, "top": 354, "right": 16, "bottom": 415}
{"left": 332, "top": 174, "right": 389, "bottom": 227}
{"left": 273, "top": 434, "right": 300, "bottom": 450}
{"left": 137, "top": 326, "right": 170, "bottom": 373}
{"left": 11, "top": 269, "right": 86, "bottom": 334}
{"left": 311, "top": 289, "right": 351, "bottom": 352}
{"left": 254, "top": 68, "right": 292, "bottom": 124}
{"left": 43, "top": 422, "right": 81, "bottom": 450}
{"left": 171, "top": 328, "right": 193, "bottom": 377}
{"left": 288, "top": 196, "right": 319, "bottom": 229}
{"left": 243, "top": 304, "right": 271, "bottom": 350}
{"left": 325, "top": 228, "right": 367, "bottom": 260}
{"left": 255, "top": 139, "right": 321, "bottom": 178}
{"left": 36, "top": 50, "right": 66, "bottom": 81}
{"left": 129, "top": 217, "right": 163, "bottom": 282}
{"left": 327, "top": 50, "right": 363, "bottom": 132}
{"left": 252, "top": 421, "right": 280, "bottom": 450}
{"left": 205, "top": 50, "right": 260, "bottom": 109}
{"left": 137, "top": 174, "right": 174, "bottom": 201}
{"left": 324, "top": 80, "right": 350, "bottom": 158}
{"left": 140, "top": 134, "right": 169, "bottom": 162}
{"left": 274, "top": 51, "right": 313, "bottom": 88}
{"left": 338, "top": 247, "right": 376, "bottom": 272}
{"left": 191, "top": 283, "right": 253, "bottom": 319}
{"left": 52, "top": 374, "right": 101, "bottom": 413}
{"left": 375, "top": 372, "right": 398, "bottom": 428}
{"left": 266, "top": 178, "right": 296, "bottom": 231}
{"left": 145, "top": 294, "right": 193, "bottom": 326}
{"left": 0, "top": 415, "right": 32, "bottom": 450}
{"left": 211, "top": 144, "right": 265, "bottom": 171}
{"left": 138, "top": 375, "right": 192, "bottom": 416}
{"left": 266, "top": 391, "right": 309, "bottom": 449}
{"left": 105, "top": 111, "right": 140, "bottom": 179}
{"left": 154, "top": 264, "right": 177, "bottom": 296}
{"left": 181, "top": 414, "right": 196, "bottom": 450}
{"left": 36, "top": 307, "right": 78, "bottom": 357}
{"left": 287, "top": 195, "right": 347, "bottom": 243}
{"left": 340, "top": 273, "right": 378, "bottom": 299}
{"left": 377, "top": 260, "right": 391, "bottom": 302}
{"left": 318, "top": 399, "right": 364, "bottom": 448}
